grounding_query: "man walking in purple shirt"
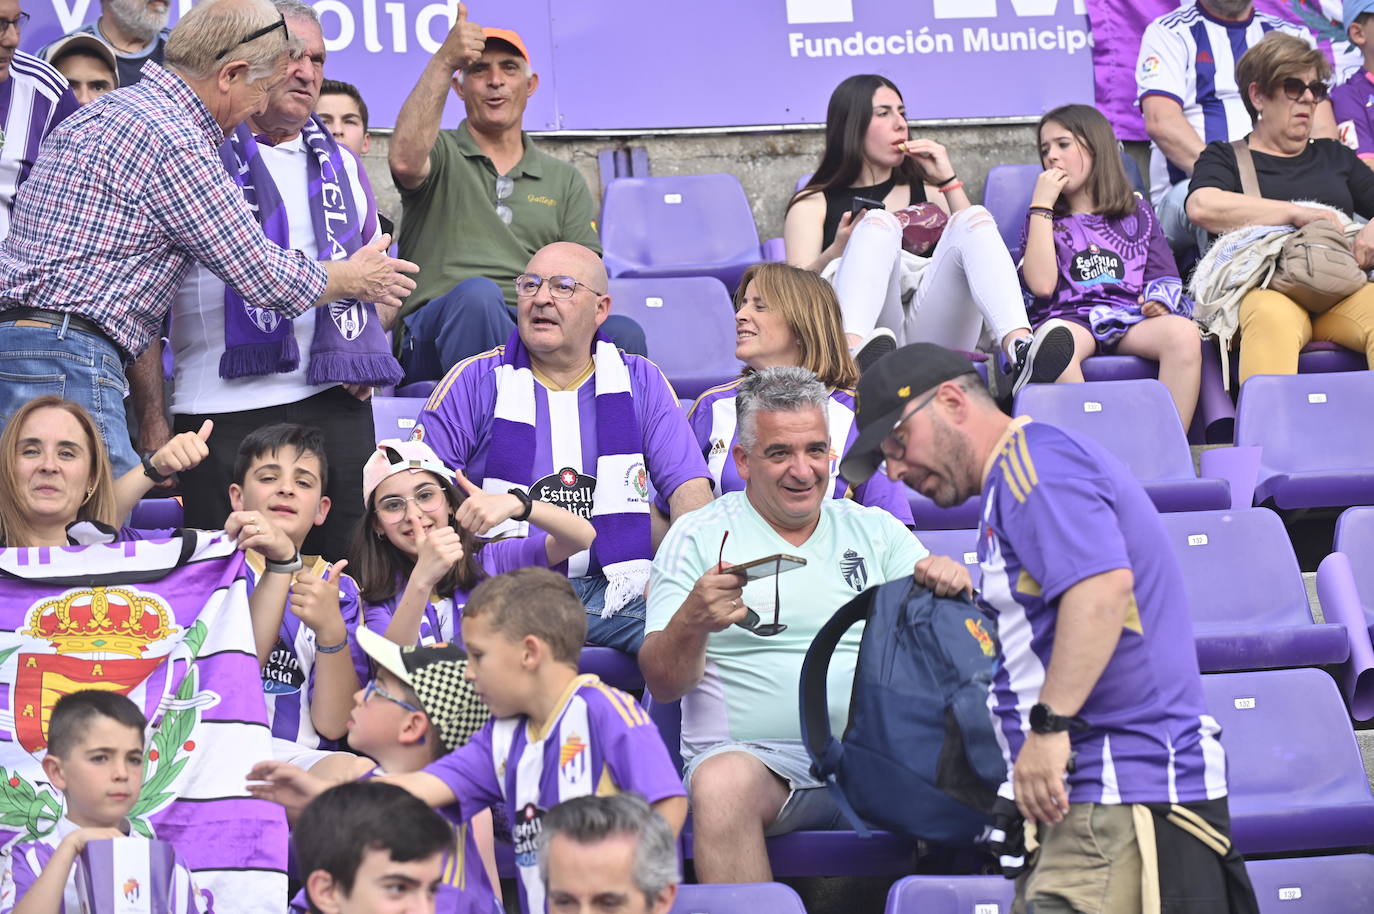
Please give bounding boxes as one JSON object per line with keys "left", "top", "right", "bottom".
{"left": 842, "top": 343, "right": 1257, "bottom": 914}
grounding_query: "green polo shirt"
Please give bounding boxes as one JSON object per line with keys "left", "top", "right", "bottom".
{"left": 395, "top": 121, "right": 601, "bottom": 320}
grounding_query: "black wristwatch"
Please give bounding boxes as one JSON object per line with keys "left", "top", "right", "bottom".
{"left": 507, "top": 487, "right": 534, "bottom": 522}
{"left": 1030, "top": 702, "right": 1090, "bottom": 735}
{"left": 141, "top": 452, "right": 170, "bottom": 484}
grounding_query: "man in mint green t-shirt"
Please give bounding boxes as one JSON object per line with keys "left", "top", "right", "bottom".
{"left": 641, "top": 366, "right": 972, "bottom": 886}
{"left": 387, "top": 10, "right": 644, "bottom": 382}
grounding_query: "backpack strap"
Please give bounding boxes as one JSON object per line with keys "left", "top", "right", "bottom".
{"left": 1230, "top": 138, "right": 1260, "bottom": 198}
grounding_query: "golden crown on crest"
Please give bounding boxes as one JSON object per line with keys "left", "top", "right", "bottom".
{"left": 22, "top": 587, "right": 175, "bottom": 657}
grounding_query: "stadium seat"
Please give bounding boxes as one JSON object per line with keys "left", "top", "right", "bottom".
{"left": 669, "top": 882, "right": 808, "bottom": 914}
{"left": 912, "top": 528, "right": 981, "bottom": 589}
{"left": 1235, "top": 371, "right": 1374, "bottom": 510}
{"left": 578, "top": 646, "right": 643, "bottom": 692}
{"left": 982, "top": 164, "right": 1039, "bottom": 252}
{"left": 1012, "top": 379, "right": 1230, "bottom": 512}
{"left": 395, "top": 380, "right": 438, "bottom": 399}
{"left": 908, "top": 493, "right": 982, "bottom": 530}
{"left": 1317, "top": 507, "right": 1374, "bottom": 719}
{"left": 130, "top": 498, "right": 183, "bottom": 530}
{"left": 1081, "top": 341, "right": 1237, "bottom": 445}
{"left": 371, "top": 397, "right": 425, "bottom": 443}
{"left": 608, "top": 277, "right": 742, "bottom": 398}
{"left": 883, "top": 874, "right": 1015, "bottom": 914}
{"left": 1160, "top": 509, "right": 1347, "bottom": 672}
{"left": 601, "top": 175, "right": 765, "bottom": 290}
{"left": 1245, "top": 853, "right": 1374, "bottom": 913}
{"left": 1203, "top": 669, "right": 1374, "bottom": 855}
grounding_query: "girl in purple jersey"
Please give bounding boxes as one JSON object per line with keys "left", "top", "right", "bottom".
{"left": 1019, "top": 104, "right": 1201, "bottom": 428}
{"left": 350, "top": 439, "right": 595, "bottom": 647}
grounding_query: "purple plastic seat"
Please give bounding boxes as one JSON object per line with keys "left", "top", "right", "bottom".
{"left": 912, "top": 528, "right": 981, "bottom": 589}
{"left": 1082, "top": 342, "right": 1236, "bottom": 445}
{"left": 1246, "top": 854, "right": 1374, "bottom": 913}
{"left": 578, "top": 646, "right": 643, "bottom": 692}
{"left": 1335, "top": 508, "right": 1374, "bottom": 623}
{"left": 670, "top": 883, "right": 807, "bottom": 914}
{"left": 601, "top": 175, "right": 764, "bottom": 291}
{"left": 608, "top": 277, "right": 743, "bottom": 399}
{"left": 1203, "top": 669, "right": 1374, "bottom": 855}
{"left": 395, "top": 380, "right": 438, "bottom": 399}
{"left": 883, "top": 875, "right": 1015, "bottom": 914}
{"left": 1296, "top": 340, "right": 1367, "bottom": 373}
{"left": 1161, "top": 509, "right": 1347, "bottom": 671}
{"left": 370, "top": 396, "right": 425, "bottom": 443}
{"left": 982, "top": 164, "right": 1039, "bottom": 252}
{"left": 130, "top": 498, "right": 183, "bottom": 529}
{"left": 1318, "top": 507, "right": 1374, "bottom": 719}
{"left": 1235, "top": 371, "right": 1374, "bottom": 509}
{"left": 908, "top": 493, "right": 982, "bottom": 530}
{"left": 1013, "top": 379, "right": 1230, "bottom": 512}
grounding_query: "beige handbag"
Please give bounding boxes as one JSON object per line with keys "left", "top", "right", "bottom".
{"left": 1231, "top": 139, "right": 1368, "bottom": 313}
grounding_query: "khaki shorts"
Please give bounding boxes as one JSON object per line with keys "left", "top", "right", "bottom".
{"left": 1013, "top": 802, "right": 1142, "bottom": 914}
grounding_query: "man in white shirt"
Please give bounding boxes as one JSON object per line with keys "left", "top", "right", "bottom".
{"left": 1137, "top": 0, "right": 1335, "bottom": 250}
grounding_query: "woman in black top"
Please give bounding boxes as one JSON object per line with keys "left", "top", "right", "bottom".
{"left": 1187, "top": 32, "right": 1374, "bottom": 382}
{"left": 783, "top": 74, "right": 1072, "bottom": 388}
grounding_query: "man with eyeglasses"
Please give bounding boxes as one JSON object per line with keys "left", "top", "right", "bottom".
{"left": 40, "top": 0, "right": 170, "bottom": 88}
{"left": 142, "top": 0, "right": 396, "bottom": 561}
{"left": 0, "top": 0, "right": 80, "bottom": 240}
{"left": 1137, "top": 0, "right": 1335, "bottom": 252}
{"left": 388, "top": 4, "right": 642, "bottom": 384}
{"left": 0, "top": 0, "right": 418, "bottom": 479}
{"left": 642, "top": 365, "right": 966, "bottom": 885}
{"left": 843, "top": 344, "right": 1252, "bottom": 914}
{"left": 413, "top": 240, "right": 712, "bottom": 655}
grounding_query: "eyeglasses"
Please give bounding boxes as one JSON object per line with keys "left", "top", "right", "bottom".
{"left": 718, "top": 531, "right": 788, "bottom": 638}
{"left": 495, "top": 175, "right": 514, "bottom": 225}
{"left": 375, "top": 484, "right": 447, "bottom": 519}
{"left": 514, "top": 273, "right": 606, "bottom": 299}
{"left": 214, "top": 13, "right": 288, "bottom": 61}
{"left": 879, "top": 388, "right": 941, "bottom": 462}
{"left": 1279, "top": 77, "right": 1329, "bottom": 102}
{"left": 362, "top": 678, "right": 423, "bottom": 714}
{"left": 0, "top": 12, "right": 29, "bottom": 33}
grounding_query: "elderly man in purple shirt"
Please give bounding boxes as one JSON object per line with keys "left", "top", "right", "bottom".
{"left": 412, "top": 241, "right": 713, "bottom": 653}
{"left": 0, "top": 0, "right": 416, "bottom": 476}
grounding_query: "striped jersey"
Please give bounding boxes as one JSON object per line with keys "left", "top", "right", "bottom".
{"left": 686, "top": 379, "right": 914, "bottom": 524}
{"left": 977, "top": 420, "right": 1226, "bottom": 805}
{"left": 1136, "top": 3, "right": 1311, "bottom": 203}
{"left": 422, "top": 674, "right": 685, "bottom": 914}
{"left": 0, "top": 51, "right": 79, "bottom": 240}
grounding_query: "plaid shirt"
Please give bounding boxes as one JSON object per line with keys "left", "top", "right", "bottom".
{"left": 0, "top": 62, "right": 328, "bottom": 359}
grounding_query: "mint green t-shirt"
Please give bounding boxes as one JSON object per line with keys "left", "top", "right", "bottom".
{"left": 647, "top": 490, "right": 927, "bottom": 760}
{"left": 396, "top": 121, "right": 602, "bottom": 320}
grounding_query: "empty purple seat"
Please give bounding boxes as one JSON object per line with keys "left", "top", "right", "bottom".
{"left": 982, "top": 164, "right": 1039, "bottom": 252}
{"left": 883, "top": 875, "right": 1014, "bottom": 914}
{"left": 601, "top": 175, "right": 764, "bottom": 291}
{"left": 670, "top": 883, "right": 808, "bottom": 914}
{"left": 1161, "top": 509, "right": 1347, "bottom": 671}
{"left": 1318, "top": 507, "right": 1374, "bottom": 719}
{"left": 370, "top": 396, "right": 425, "bottom": 443}
{"left": 395, "top": 380, "right": 438, "bottom": 399}
{"left": 908, "top": 493, "right": 982, "bottom": 530}
{"left": 1203, "top": 669, "right": 1374, "bottom": 854}
{"left": 608, "top": 277, "right": 742, "bottom": 399}
{"left": 130, "top": 498, "right": 183, "bottom": 530}
{"left": 1082, "top": 342, "right": 1237, "bottom": 445}
{"left": 913, "top": 528, "right": 981, "bottom": 589}
{"left": 1235, "top": 372, "right": 1374, "bottom": 509}
{"left": 579, "top": 646, "right": 643, "bottom": 692}
{"left": 1013, "top": 379, "right": 1230, "bottom": 512}
{"left": 1246, "top": 854, "right": 1374, "bottom": 913}
{"left": 1335, "top": 508, "right": 1374, "bottom": 622}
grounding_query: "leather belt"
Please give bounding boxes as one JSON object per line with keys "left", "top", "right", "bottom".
{"left": 0, "top": 307, "right": 115, "bottom": 345}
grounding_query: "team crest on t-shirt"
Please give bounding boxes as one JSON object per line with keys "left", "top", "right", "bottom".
{"left": 531, "top": 467, "right": 596, "bottom": 519}
{"left": 840, "top": 549, "right": 868, "bottom": 591}
{"left": 1070, "top": 244, "right": 1125, "bottom": 287}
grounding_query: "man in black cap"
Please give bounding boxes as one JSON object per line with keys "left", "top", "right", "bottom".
{"left": 842, "top": 344, "right": 1254, "bottom": 914}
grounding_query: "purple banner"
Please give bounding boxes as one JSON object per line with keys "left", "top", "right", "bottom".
{"left": 20, "top": 0, "right": 1097, "bottom": 130}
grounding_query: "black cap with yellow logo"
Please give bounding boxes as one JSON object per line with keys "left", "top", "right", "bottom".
{"left": 840, "top": 343, "right": 980, "bottom": 485}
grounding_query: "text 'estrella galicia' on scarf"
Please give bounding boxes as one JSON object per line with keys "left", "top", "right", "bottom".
{"left": 482, "top": 329, "right": 651, "bottom": 617}
{"left": 217, "top": 113, "right": 402, "bottom": 388}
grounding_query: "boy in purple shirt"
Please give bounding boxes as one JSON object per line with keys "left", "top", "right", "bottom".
{"left": 1334, "top": 2, "right": 1374, "bottom": 161}
{"left": 378, "top": 568, "right": 687, "bottom": 914}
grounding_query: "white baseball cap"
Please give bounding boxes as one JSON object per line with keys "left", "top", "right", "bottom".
{"left": 361, "top": 438, "right": 456, "bottom": 508}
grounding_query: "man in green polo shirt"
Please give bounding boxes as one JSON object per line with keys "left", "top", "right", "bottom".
{"left": 389, "top": 4, "right": 645, "bottom": 383}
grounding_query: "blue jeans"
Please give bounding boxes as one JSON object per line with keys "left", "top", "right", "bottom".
{"left": 0, "top": 317, "right": 138, "bottom": 475}
{"left": 400, "top": 277, "right": 649, "bottom": 384}
{"left": 572, "top": 574, "right": 647, "bottom": 654}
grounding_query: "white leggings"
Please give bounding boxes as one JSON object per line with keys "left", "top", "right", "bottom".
{"left": 830, "top": 206, "right": 1030, "bottom": 351}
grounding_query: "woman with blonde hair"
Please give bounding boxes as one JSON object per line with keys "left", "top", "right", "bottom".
{"left": 685, "top": 262, "right": 913, "bottom": 524}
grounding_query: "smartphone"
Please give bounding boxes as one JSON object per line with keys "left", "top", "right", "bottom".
{"left": 851, "top": 196, "right": 887, "bottom": 216}
{"left": 726, "top": 553, "right": 807, "bottom": 581}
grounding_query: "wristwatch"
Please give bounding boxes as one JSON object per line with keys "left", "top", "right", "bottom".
{"left": 507, "top": 487, "right": 534, "bottom": 522}
{"left": 1030, "top": 702, "right": 1089, "bottom": 735}
{"left": 141, "top": 452, "right": 170, "bottom": 484}
{"left": 263, "top": 552, "right": 304, "bottom": 575}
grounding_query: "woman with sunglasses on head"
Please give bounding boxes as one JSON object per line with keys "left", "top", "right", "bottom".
{"left": 1187, "top": 31, "right": 1374, "bottom": 382}
{"left": 351, "top": 439, "right": 595, "bottom": 647}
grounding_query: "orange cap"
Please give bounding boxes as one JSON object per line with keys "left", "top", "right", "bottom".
{"left": 481, "top": 28, "right": 532, "bottom": 69}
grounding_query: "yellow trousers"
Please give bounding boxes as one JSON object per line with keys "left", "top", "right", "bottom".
{"left": 1238, "top": 285, "right": 1374, "bottom": 383}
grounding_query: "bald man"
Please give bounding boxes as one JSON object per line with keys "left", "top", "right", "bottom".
{"left": 412, "top": 242, "right": 713, "bottom": 654}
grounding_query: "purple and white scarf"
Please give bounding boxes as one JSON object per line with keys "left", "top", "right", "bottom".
{"left": 217, "top": 114, "right": 402, "bottom": 387}
{"left": 482, "top": 330, "right": 650, "bottom": 617}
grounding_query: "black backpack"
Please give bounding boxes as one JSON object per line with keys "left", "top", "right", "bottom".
{"left": 799, "top": 578, "right": 1007, "bottom": 844}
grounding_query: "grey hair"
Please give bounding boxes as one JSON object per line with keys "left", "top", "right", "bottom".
{"left": 271, "top": 0, "right": 318, "bottom": 23}
{"left": 164, "top": 0, "right": 296, "bottom": 82}
{"left": 736, "top": 365, "right": 830, "bottom": 452}
{"left": 538, "top": 794, "right": 679, "bottom": 903}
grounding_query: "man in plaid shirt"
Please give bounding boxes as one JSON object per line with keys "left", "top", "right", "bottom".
{"left": 0, "top": 0, "right": 416, "bottom": 476}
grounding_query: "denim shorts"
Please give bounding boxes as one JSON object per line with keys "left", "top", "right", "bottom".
{"left": 684, "top": 738, "right": 845, "bottom": 836}
{"left": 573, "top": 574, "right": 647, "bottom": 655}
